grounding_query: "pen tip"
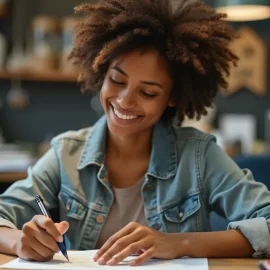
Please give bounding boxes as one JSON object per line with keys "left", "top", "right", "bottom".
{"left": 65, "top": 254, "right": 70, "bottom": 262}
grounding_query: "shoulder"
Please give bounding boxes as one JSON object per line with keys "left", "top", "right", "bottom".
{"left": 51, "top": 116, "right": 106, "bottom": 146}
{"left": 51, "top": 127, "right": 93, "bottom": 146}
{"left": 172, "top": 125, "right": 216, "bottom": 144}
{"left": 49, "top": 128, "right": 93, "bottom": 164}
{"left": 50, "top": 116, "right": 107, "bottom": 146}
{"left": 49, "top": 116, "right": 107, "bottom": 167}
{"left": 171, "top": 125, "right": 220, "bottom": 164}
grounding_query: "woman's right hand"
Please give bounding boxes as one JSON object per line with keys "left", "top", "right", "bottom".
{"left": 15, "top": 215, "right": 69, "bottom": 261}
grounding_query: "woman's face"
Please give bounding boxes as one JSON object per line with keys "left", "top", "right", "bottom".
{"left": 100, "top": 48, "right": 174, "bottom": 138}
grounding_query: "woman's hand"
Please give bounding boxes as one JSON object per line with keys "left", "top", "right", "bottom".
{"left": 15, "top": 215, "right": 69, "bottom": 262}
{"left": 93, "top": 222, "right": 181, "bottom": 266}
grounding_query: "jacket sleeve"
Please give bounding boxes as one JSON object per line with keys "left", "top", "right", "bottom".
{"left": 0, "top": 148, "right": 60, "bottom": 230}
{"left": 203, "top": 137, "right": 270, "bottom": 257}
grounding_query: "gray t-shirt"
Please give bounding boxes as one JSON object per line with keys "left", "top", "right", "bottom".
{"left": 96, "top": 178, "right": 147, "bottom": 248}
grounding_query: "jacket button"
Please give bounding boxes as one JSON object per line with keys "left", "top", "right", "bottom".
{"left": 179, "top": 212, "right": 184, "bottom": 219}
{"left": 66, "top": 202, "right": 71, "bottom": 212}
{"left": 96, "top": 215, "right": 104, "bottom": 224}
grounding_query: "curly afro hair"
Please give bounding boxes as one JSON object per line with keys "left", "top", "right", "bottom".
{"left": 69, "top": 0, "right": 238, "bottom": 124}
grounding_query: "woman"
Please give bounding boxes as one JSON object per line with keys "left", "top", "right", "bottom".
{"left": 0, "top": 0, "right": 270, "bottom": 266}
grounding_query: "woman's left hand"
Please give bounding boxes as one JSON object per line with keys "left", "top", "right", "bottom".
{"left": 93, "top": 222, "right": 180, "bottom": 266}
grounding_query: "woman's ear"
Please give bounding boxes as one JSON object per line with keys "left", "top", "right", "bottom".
{"left": 168, "top": 98, "right": 176, "bottom": 108}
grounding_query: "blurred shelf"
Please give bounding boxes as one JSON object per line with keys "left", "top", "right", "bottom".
{"left": 0, "top": 6, "right": 8, "bottom": 18}
{"left": 0, "top": 172, "right": 27, "bottom": 183}
{"left": 0, "top": 69, "right": 78, "bottom": 83}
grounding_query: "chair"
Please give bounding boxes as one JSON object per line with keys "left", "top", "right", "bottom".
{"left": 234, "top": 155, "right": 270, "bottom": 188}
{"left": 210, "top": 154, "right": 270, "bottom": 231}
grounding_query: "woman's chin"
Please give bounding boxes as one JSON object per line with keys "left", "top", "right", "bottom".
{"left": 107, "top": 121, "right": 137, "bottom": 138}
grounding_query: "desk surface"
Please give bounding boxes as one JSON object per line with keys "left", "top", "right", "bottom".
{"left": 0, "top": 254, "right": 260, "bottom": 270}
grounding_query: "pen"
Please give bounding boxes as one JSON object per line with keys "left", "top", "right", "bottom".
{"left": 35, "top": 195, "right": 69, "bottom": 262}
{"left": 259, "top": 260, "right": 270, "bottom": 270}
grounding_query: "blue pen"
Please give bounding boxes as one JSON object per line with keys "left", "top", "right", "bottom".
{"left": 35, "top": 195, "right": 69, "bottom": 262}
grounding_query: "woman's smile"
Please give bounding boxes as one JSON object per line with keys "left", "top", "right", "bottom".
{"left": 109, "top": 103, "right": 142, "bottom": 126}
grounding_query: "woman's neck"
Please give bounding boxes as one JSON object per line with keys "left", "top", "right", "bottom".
{"left": 107, "top": 128, "right": 152, "bottom": 160}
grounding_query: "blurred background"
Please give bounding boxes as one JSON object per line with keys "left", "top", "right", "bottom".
{"left": 0, "top": 0, "right": 269, "bottom": 191}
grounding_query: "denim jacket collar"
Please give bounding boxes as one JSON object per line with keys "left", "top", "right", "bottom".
{"left": 77, "top": 116, "right": 107, "bottom": 169}
{"left": 147, "top": 120, "right": 177, "bottom": 179}
{"left": 77, "top": 115, "right": 177, "bottom": 180}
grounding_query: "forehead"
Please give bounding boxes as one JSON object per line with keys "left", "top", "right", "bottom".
{"left": 110, "top": 48, "right": 172, "bottom": 83}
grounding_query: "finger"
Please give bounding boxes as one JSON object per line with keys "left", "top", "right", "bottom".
{"left": 29, "top": 237, "right": 56, "bottom": 258}
{"left": 30, "top": 247, "right": 54, "bottom": 262}
{"left": 55, "top": 221, "right": 69, "bottom": 235}
{"left": 23, "top": 221, "right": 59, "bottom": 253}
{"left": 32, "top": 215, "right": 63, "bottom": 242}
{"left": 20, "top": 247, "right": 47, "bottom": 262}
{"left": 129, "top": 248, "right": 154, "bottom": 266}
{"left": 94, "top": 223, "right": 137, "bottom": 261}
{"left": 133, "top": 249, "right": 144, "bottom": 256}
{"left": 107, "top": 240, "right": 146, "bottom": 266}
{"left": 97, "top": 232, "right": 140, "bottom": 265}
{"left": 32, "top": 228, "right": 60, "bottom": 253}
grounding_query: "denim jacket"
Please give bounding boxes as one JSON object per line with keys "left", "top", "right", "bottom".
{"left": 0, "top": 116, "right": 270, "bottom": 257}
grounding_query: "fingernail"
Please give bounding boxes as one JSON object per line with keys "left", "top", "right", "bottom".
{"left": 129, "top": 260, "right": 136, "bottom": 266}
{"left": 97, "top": 257, "right": 105, "bottom": 265}
{"left": 57, "top": 236, "right": 63, "bottom": 242}
{"left": 93, "top": 254, "right": 99, "bottom": 261}
{"left": 107, "top": 258, "right": 116, "bottom": 266}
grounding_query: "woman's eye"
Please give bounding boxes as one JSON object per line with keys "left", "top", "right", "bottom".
{"left": 141, "top": 91, "right": 157, "bottom": 98}
{"left": 110, "top": 77, "right": 124, "bottom": 85}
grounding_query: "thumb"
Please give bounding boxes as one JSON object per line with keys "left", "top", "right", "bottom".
{"left": 55, "top": 221, "right": 69, "bottom": 235}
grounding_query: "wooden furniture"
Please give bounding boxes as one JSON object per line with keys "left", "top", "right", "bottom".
{"left": 0, "top": 5, "right": 8, "bottom": 18}
{"left": 0, "top": 172, "right": 27, "bottom": 183}
{"left": 0, "top": 254, "right": 261, "bottom": 270}
{"left": 0, "top": 69, "right": 78, "bottom": 83}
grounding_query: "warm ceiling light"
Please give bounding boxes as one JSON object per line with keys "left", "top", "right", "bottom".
{"left": 215, "top": 0, "right": 270, "bottom": 21}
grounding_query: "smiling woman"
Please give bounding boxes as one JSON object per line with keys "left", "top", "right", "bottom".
{"left": 0, "top": 0, "right": 270, "bottom": 267}
{"left": 100, "top": 49, "right": 174, "bottom": 139}
{"left": 70, "top": 0, "right": 238, "bottom": 124}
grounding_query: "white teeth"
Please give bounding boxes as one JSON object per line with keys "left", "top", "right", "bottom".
{"left": 113, "top": 106, "right": 138, "bottom": 120}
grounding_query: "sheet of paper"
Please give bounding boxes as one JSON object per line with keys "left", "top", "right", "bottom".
{"left": 1, "top": 250, "right": 208, "bottom": 270}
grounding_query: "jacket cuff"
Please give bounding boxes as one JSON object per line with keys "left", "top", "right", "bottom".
{"left": 228, "top": 217, "right": 270, "bottom": 258}
{"left": 0, "top": 218, "right": 17, "bottom": 230}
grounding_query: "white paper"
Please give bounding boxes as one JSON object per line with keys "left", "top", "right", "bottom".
{"left": 1, "top": 250, "right": 208, "bottom": 270}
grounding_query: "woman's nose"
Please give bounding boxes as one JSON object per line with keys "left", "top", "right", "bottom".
{"left": 116, "top": 88, "right": 135, "bottom": 108}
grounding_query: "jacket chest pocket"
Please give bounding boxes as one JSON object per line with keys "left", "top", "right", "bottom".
{"left": 161, "top": 194, "right": 201, "bottom": 233}
{"left": 58, "top": 191, "right": 88, "bottom": 249}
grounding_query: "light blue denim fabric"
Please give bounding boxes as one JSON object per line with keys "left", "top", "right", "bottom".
{"left": 0, "top": 116, "right": 270, "bottom": 257}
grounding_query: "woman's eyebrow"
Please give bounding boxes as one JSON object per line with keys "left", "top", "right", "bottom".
{"left": 111, "top": 66, "right": 128, "bottom": 77}
{"left": 140, "top": 80, "right": 163, "bottom": 89}
{"left": 111, "top": 66, "right": 163, "bottom": 89}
